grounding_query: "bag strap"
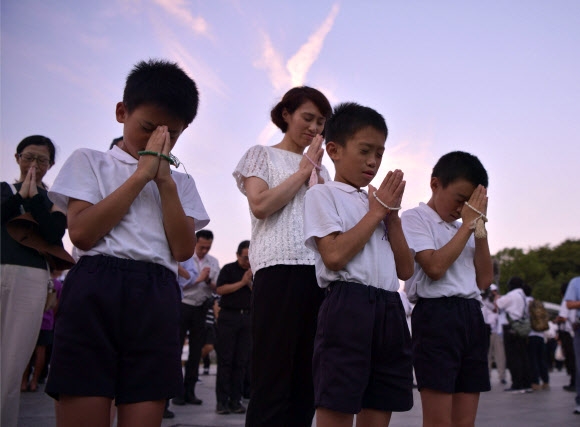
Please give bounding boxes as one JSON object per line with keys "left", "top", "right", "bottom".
{"left": 520, "top": 290, "right": 528, "bottom": 319}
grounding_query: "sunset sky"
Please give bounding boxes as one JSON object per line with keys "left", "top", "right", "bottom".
{"left": 2, "top": 0, "right": 579, "bottom": 267}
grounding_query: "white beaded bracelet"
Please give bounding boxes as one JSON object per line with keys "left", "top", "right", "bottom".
{"left": 372, "top": 191, "right": 401, "bottom": 211}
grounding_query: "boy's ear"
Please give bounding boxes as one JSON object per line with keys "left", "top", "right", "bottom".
{"left": 115, "top": 102, "right": 127, "bottom": 124}
{"left": 326, "top": 141, "right": 340, "bottom": 160}
{"left": 430, "top": 177, "right": 440, "bottom": 192}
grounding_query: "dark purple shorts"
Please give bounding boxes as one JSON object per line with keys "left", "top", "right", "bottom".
{"left": 412, "top": 296, "right": 491, "bottom": 394}
{"left": 45, "top": 255, "right": 183, "bottom": 404}
{"left": 313, "top": 281, "right": 413, "bottom": 414}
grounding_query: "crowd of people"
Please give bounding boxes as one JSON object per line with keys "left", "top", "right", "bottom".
{"left": 2, "top": 58, "right": 580, "bottom": 427}
{"left": 481, "top": 278, "right": 578, "bottom": 397}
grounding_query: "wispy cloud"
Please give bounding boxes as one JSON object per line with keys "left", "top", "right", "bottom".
{"left": 254, "top": 3, "right": 340, "bottom": 91}
{"left": 148, "top": 15, "right": 227, "bottom": 97}
{"left": 254, "top": 33, "right": 289, "bottom": 92}
{"left": 153, "top": 0, "right": 212, "bottom": 38}
{"left": 254, "top": 3, "right": 340, "bottom": 144}
{"left": 43, "top": 60, "right": 116, "bottom": 108}
{"left": 287, "top": 3, "right": 340, "bottom": 86}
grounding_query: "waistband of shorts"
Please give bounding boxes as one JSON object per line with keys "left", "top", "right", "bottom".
{"left": 329, "top": 281, "right": 401, "bottom": 302}
{"left": 417, "top": 295, "right": 480, "bottom": 307}
{"left": 77, "top": 254, "right": 173, "bottom": 277}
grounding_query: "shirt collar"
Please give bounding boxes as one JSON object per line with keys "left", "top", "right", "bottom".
{"left": 324, "top": 180, "right": 367, "bottom": 195}
{"left": 108, "top": 145, "right": 138, "bottom": 165}
{"left": 417, "top": 202, "right": 461, "bottom": 229}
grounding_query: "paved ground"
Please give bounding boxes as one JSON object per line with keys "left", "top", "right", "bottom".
{"left": 18, "top": 368, "right": 579, "bottom": 426}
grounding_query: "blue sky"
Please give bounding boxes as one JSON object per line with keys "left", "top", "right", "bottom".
{"left": 2, "top": 0, "right": 579, "bottom": 266}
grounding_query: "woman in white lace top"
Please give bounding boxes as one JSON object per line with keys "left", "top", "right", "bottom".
{"left": 233, "top": 86, "right": 332, "bottom": 426}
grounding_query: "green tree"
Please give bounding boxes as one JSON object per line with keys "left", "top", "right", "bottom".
{"left": 493, "top": 239, "right": 580, "bottom": 303}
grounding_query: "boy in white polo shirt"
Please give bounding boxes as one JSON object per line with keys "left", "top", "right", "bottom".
{"left": 45, "top": 60, "right": 210, "bottom": 426}
{"left": 304, "top": 102, "right": 414, "bottom": 427}
{"left": 401, "top": 151, "right": 493, "bottom": 427}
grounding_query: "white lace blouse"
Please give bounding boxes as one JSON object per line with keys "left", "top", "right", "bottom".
{"left": 233, "top": 145, "right": 330, "bottom": 273}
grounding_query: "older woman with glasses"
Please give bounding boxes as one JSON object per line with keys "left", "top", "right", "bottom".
{"left": 1, "top": 135, "right": 67, "bottom": 427}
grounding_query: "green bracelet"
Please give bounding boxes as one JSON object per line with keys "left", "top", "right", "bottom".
{"left": 138, "top": 150, "right": 176, "bottom": 166}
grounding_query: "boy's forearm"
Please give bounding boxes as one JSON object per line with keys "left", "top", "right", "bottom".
{"left": 386, "top": 216, "right": 414, "bottom": 280}
{"left": 474, "top": 237, "right": 493, "bottom": 289}
{"left": 157, "top": 179, "right": 196, "bottom": 262}
{"left": 317, "top": 211, "right": 382, "bottom": 271}
{"left": 68, "top": 172, "right": 149, "bottom": 250}
{"left": 416, "top": 224, "right": 473, "bottom": 281}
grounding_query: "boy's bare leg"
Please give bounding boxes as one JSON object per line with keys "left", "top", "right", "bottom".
{"left": 419, "top": 389, "right": 452, "bottom": 427}
{"left": 117, "top": 400, "right": 165, "bottom": 427}
{"left": 316, "top": 407, "right": 354, "bottom": 427}
{"left": 56, "top": 396, "right": 112, "bottom": 427}
{"left": 420, "top": 389, "right": 480, "bottom": 427}
{"left": 451, "top": 393, "right": 479, "bottom": 427}
{"left": 356, "top": 408, "right": 392, "bottom": 427}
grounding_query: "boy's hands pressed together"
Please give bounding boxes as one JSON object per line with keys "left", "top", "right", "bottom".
{"left": 136, "top": 125, "right": 170, "bottom": 183}
{"left": 369, "top": 169, "right": 406, "bottom": 220}
{"left": 461, "top": 185, "right": 488, "bottom": 225}
{"left": 154, "top": 126, "right": 174, "bottom": 185}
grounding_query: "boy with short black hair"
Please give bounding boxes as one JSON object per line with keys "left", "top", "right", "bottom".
{"left": 304, "top": 102, "right": 414, "bottom": 427}
{"left": 401, "top": 151, "right": 493, "bottom": 426}
{"left": 46, "top": 59, "right": 210, "bottom": 426}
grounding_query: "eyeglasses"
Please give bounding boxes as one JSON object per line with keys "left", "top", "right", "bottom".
{"left": 18, "top": 153, "right": 51, "bottom": 166}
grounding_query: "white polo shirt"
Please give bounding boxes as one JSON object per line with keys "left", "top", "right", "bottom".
{"left": 558, "top": 298, "right": 576, "bottom": 334}
{"left": 401, "top": 202, "right": 480, "bottom": 303}
{"left": 303, "top": 181, "right": 399, "bottom": 291}
{"left": 495, "top": 288, "right": 527, "bottom": 320}
{"left": 49, "top": 146, "right": 210, "bottom": 275}
{"left": 180, "top": 252, "right": 220, "bottom": 306}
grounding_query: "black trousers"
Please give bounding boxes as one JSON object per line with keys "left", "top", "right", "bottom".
{"left": 245, "top": 265, "right": 324, "bottom": 427}
{"left": 560, "top": 330, "right": 576, "bottom": 384}
{"left": 215, "top": 309, "right": 251, "bottom": 404}
{"left": 503, "top": 325, "right": 531, "bottom": 389}
{"left": 528, "top": 335, "right": 549, "bottom": 384}
{"left": 178, "top": 301, "right": 210, "bottom": 397}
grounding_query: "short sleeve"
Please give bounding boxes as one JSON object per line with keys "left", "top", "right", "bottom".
{"left": 173, "top": 172, "right": 210, "bottom": 231}
{"left": 564, "top": 277, "right": 580, "bottom": 302}
{"left": 401, "top": 209, "right": 435, "bottom": 254}
{"left": 303, "top": 185, "right": 343, "bottom": 252}
{"left": 49, "top": 149, "right": 102, "bottom": 211}
{"left": 210, "top": 256, "right": 220, "bottom": 283}
{"left": 320, "top": 166, "right": 331, "bottom": 183}
{"left": 233, "top": 145, "right": 270, "bottom": 195}
{"left": 217, "top": 264, "right": 233, "bottom": 287}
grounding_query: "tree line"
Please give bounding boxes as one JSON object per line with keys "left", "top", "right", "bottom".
{"left": 493, "top": 239, "right": 580, "bottom": 303}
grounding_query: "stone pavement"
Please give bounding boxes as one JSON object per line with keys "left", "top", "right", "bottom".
{"left": 17, "top": 368, "right": 579, "bottom": 426}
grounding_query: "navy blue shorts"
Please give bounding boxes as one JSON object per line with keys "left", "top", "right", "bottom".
{"left": 412, "top": 297, "right": 491, "bottom": 394}
{"left": 45, "top": 255, "right": 183, "bottom": 404}
{"left": 313, "top": 281, "right": 413, "bottom": 414}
